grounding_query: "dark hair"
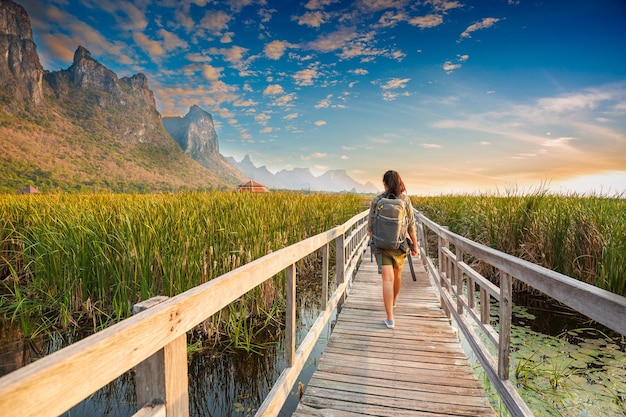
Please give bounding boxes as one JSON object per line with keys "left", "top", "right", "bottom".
{"left": 382, "top": 170, "right": 406, "bottom": 197}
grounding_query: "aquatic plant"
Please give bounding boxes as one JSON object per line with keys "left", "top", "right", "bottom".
{"left": 412, "top": 190, "right": 626, "bottom": 296}
{"left": 0, "top": 191, "right": 366, "bottom": 344}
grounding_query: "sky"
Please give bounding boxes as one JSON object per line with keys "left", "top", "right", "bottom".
{"left": 18, "top": 0, "right": 626, "bottom": 196}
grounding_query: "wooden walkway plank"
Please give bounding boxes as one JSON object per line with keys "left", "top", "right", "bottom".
{"left": 292, "top": 252, "right": 497, "bottom": 417}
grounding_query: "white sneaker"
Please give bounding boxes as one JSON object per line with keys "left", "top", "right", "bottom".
{"left": 384, "top": 319, "right": 394, "bottom": 329}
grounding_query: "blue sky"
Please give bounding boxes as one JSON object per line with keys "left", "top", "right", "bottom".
{"left": 20, "top": 0, "right": 626, "bottom": 195}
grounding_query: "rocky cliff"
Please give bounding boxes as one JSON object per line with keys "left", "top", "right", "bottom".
{"left": 0, "top": 0, "right": 42, "bottom": 105}
{"left": 163, "top": 105, "right": 248, "bottom": 184}
{"left": 44, "top": 46, "right": 164, "bottom": 145}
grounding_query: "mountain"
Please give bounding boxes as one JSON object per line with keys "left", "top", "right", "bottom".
{"left": 0, "top": 0, "right": 245, "bottom": 193}
{"left": 0, "top": 0, "right": 42, "bottom": 106}
{"left": 227, "top": 155, "right": 379, "bottom": 194}
{"left": 163, "top": 105, "right": 247, "bottom": 185}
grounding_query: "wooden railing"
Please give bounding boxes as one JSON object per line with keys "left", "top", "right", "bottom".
{"left": 0, "top": 211, "right": 370, "bottom": 417}
{"left": 414, "top": 210, "right": 626, "bottom": 417}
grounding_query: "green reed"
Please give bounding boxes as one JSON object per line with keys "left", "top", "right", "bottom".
{"left": 412, "top": 190, "right": 626, "bottom": 296}
{"left": 0, "top": 191, "right": 366, "bottom": 342}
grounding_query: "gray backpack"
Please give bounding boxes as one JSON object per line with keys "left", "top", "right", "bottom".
{"left": 371, "top": 194, "right": 410, "bottom": 250}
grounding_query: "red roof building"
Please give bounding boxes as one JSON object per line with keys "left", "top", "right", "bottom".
{"left": 236, "top": 180, "right": 269, "bottom": 193}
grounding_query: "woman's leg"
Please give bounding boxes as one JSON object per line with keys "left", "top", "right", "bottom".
{"left": 393, "top": 268, "right": 402, "bottom": 306}
{"left": 381, "top": 264, "right": 394, "bottom": 321}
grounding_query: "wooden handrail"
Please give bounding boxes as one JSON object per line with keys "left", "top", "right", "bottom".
{"left": 414, "top": 210, "right": 626, "bottom": 417}
{"left": 0, "top": 211, "right": 370, "bottom": 417}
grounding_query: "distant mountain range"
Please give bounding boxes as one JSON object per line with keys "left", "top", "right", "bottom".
{"left": 0, "top": 0, "right": 376, "bottom": 194}
{"left": 227, "top": 155, "right": 379, "bottom": 194}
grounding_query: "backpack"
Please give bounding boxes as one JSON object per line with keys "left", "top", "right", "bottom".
{"left": 371, "top": 193, "right": 410, "bottom": 251}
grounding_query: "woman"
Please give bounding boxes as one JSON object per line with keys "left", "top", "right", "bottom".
{"left": 367, "top": 170, "right": 418, "bottom": 329}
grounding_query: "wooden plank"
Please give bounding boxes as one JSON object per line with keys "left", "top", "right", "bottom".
{"left": 293, "top": 252, "right": 497, "bottom": 417}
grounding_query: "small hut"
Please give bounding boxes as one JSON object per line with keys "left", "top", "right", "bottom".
{"left": 19, "top": 185, "right": 40, "bottom": 194}
{"left": 236, "top": 180, "right": 269, "bottom": 193}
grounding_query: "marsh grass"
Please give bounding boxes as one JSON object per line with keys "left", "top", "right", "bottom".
{"left": 412, "top": 190, "right": 626, "bottom": 296}
{"left": 0, "top": 191, "right": 366, "bottom": 346}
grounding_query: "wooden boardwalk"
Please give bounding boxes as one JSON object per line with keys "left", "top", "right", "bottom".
{"left": 293, "top": 252, "right": 498, "bottom": 417}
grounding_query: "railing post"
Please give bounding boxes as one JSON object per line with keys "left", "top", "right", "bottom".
{"left": 285, "top": 263, "right": 296, "bottom": 367}
{"left": 438, "top": 228, "right": 450, "bottom": 318}
{"left": 336, "top": 232, "right": 346, "bottom": 310}
{"left": 480, "top": 288, "right": 489, "bottom": 324}
{"left": 498, "top": 272, "right": 512, "bottom": 380}
{"left": 455, "top": 247, "right": 463, "bottom": 314}
{"left": 133, "top": 296, "right": 189, "bottom": 417}
{"left": 321, "top": 244, "right": 329, "bottom": 311}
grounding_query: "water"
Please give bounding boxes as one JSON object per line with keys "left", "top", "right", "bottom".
{"left": 456, "top": 293, "right": 626, "bottom": 417}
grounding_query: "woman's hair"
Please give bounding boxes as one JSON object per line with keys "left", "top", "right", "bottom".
{"left": 383, "top": 170, "right": 406, "bottom": 196}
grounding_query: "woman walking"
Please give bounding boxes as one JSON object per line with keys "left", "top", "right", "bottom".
{"left": 368, "top": 170, "right": 418, "bottom": 329}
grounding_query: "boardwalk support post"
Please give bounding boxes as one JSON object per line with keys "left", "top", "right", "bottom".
{"left": 498, "top": 272, "right": 512, "bottom": 380}
{"left": 133, "top": 296, "right": 189, "bottom": 417}
{"left": 335, "top": 232, "right": 345, "bottom": 310}
{"left": 285, "top": 263, "right": 297, "bottom": 367}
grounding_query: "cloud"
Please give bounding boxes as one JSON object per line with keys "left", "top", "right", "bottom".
{"left": 355, "top": 0, "right": 411, "bottom": 13}
{"left": 350, "top": 68, "right": 369, "bottom": 75}
{"left": 421, "top": 143, "right": 442, "bottom": 149}
{"left": 273, "top": 93, "right": 297, "bottom": 106}
{"left": 443, "top": 61, "right": 461, "bottom": 73}
{"left": 158, "top": 29, "right": 188, "bottom": 50}
{"left": 537, "top": 91, "right": 613, "bottom": 113}
{"left": 294, "top": 11, "right": 328, "bottom": 27}
{"left": 381, "top": 77, "right": 411, "bottom": 89}
{"left": 293, "top": 68, "right": 320, "bottom": 86}
{"left": 312, "top": 152, "right": 327, "bottom": 158}
{"left": 255, "top": 113, "right": 271, "bottom": 124}
{"left": 315, "top": 120, "right": 327, "bottom": 126}
{"left": 199, "top": 10, "right": 232, "bottom": 35}
{"left": 202, "top": 64, "right": 223, "bottom": 81}
{"left": 541, "top": 137, "right": 576, "bottom": 147}
{"left": 305, "top": 0, "right": 341, "bottom": 10}
{"left": 408, "top": 14, "right": 443, "bottom": 29}
{"left": 264, "top": 84, "right": 285, "bottom": 95}
{"left": 460, "top": 17, "right": 502, "bottom": 40}
{"left": 315, "top": 95, "right": 333, "bottom": 108}
{"left": 307, "top": 28, "right": 358, "bottom": 53}
{"left": 284, "top": 113, "right": 299, "bottom": 120}
{"left": 425, "top": 0, "right": 464, "bottom": 13}
{"left": 133, "top": 32, "right": 165, "bottom": 56}
{"left": 264, "top": 40, "right": 292, "bottom": 60}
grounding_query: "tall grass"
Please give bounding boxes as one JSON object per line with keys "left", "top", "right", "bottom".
{"left": 412, "top": 190, "right": 626, "bottom": 296}
{"left": 0, "top": 191, "right": 366, "bottom": 340}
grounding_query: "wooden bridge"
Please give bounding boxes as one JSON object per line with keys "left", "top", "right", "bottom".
{"left": 1, "top": 210, "right": 625, "bottom": 417}
{"left": 292, "top": 252, "right": 497, "bottom": 416}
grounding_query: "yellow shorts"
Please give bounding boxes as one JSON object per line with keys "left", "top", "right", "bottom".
{"left": 378, "top": 247, "right": 408, "bottom": 270}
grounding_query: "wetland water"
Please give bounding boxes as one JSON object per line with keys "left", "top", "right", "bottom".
{"left": 1, "top": 277, "right": 624, "bottom": 416}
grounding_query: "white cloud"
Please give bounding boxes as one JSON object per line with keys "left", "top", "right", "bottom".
{"left": 264, "top": 40, "right": 292, "bottom": 60}
{"left": 263, "top": 84, "right": 285, "bottom": 95}
{"left": 408, "top": 14, "right": 443, "bottom": 29}
{"left": 460, "top": 17, "right": 501, "bottom": 40}
{"left": 315, "top": 120, "right": 327, "bottom": 126}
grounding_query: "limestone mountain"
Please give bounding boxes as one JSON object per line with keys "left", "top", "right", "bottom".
{"left": 0, "top": 0, "right": 42, "bottom": 105}
{"left": 163, "top": 105, "right": 246, "bottom": 185}
{"left": 0, "top": 0, "right": 246, "bottom": 193}
{"left": 227, "top": 155, "right": 379, "bottom": 193}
